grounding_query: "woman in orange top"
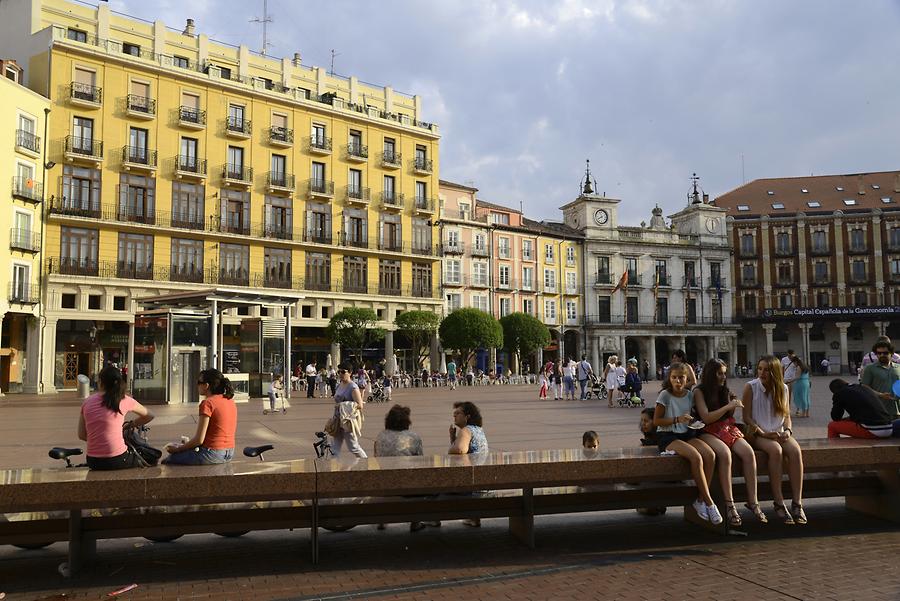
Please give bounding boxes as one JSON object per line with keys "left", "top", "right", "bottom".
{"left": 163, "top": 368, "right": 237, "bottom": 465}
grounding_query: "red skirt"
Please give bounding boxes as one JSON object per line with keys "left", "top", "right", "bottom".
{"left": 703, "top": 417, "right": 744, "bottom": 448}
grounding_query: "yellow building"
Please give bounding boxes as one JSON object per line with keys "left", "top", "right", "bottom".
{"left": 0, "top": 0, "right": 442, "bottom": 392}
{"left": 0, "top": 59, "right": 49, "bottom": 393}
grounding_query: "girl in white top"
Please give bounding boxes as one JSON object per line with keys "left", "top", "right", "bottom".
{"left": 742, "top": 355, "right": 807, "bottom": 525}
{"left": 604, "top": 356, "right": 620, "bottom": 407}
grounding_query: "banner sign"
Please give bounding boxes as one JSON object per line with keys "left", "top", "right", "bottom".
{"left": 760, "top": 305, "right": 900, "bottom": 320}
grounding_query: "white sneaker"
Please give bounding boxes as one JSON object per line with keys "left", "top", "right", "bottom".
{"left": 706, "top": 503, "right": 723, "bottom": 525}
{"left": 692, "top": 499, "right": 710, "bottom": 522}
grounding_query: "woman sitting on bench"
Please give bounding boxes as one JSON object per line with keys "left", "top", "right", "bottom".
{"left": 164, "top": 369, "right": 237, "bottom": 465}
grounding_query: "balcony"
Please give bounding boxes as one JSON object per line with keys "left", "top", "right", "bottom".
{"left": 308, "top": 178, "right": 334, "bottom": 199}
{"left": 381, "top": 150, "right": 402, "bottom": 169}
{"left": 412, "top": 156, "right": 433, "bottom": 175}
{"left": 268, "top": 126, "right": 293, "bottom": 147}
{"left": 64, "top": 135, "right": 103, "bottom": 165}
{"left": 266, "top": 172, "right": 295, "bottom": 194}
{"left": 218, "top": 218, "right": 251, "bottom": 236}
{"left": 520, "top": 280, "right": 535, "bottom": 292}
{"left": 682, "top": 276, "right": 699, "bottom": 288}
{"left": 809, "top": 245, "right": 830, "bottom": 256}
{"left": 381, "top": 191, "right": 404, "bottom": 212}
{"left": 117, "top": 261, "right": 155, "bottom": 280}
{"left": 302, "top": 230, "right": 333, "bottom": 245}
{"left": 708, "top": 276, "right": 726, "bottom": 289}
{"left": 178, "top": 106, "right": 206, "bottom": 129}
{"left": 774, "top": 246, "right": 794, "bottom": 257}
{"left": 847, "top": 244, "right": 868, "bottom": 255}
{"left": 170, "top": 264, "right": 204, "bottom": 284}
{"left": 69, "top": 82, "right": 102, "bottom": 108}
{"left": 308, "top": 136, "right": 332, "bottom": 155}
{"left": 218, "top": 268, "right": 250, "bottom": 287}
{"left": 11, "top": 176, "right": 43, "bottom": 204}
{"left": 379, "top": 238, "right": 403, "bottom": 252}
{"left": 121, "top": 146, "right": 157, "bottom": 172}
{"left": 443, "top": 241, "right": 465, "bottom": 254}
{"left": 412, "top": 284, "right": 433, "bottom": 299}
{"left": 471, "top": 245, "right": 489, "bottom": 257}
{"left": 116, "top": 204, "right": 156, "bottom": 226}
{"left": 304, "top": 279, "right": 332, "bottom": 292}
{"left": 627, "top": 272, "right": 642, "bottom": 286}
{"left": 469, "top": 277, "right": 490, "bottom": 289}
{"left": 225, "top": 116, "right": 252, "bottom": 139}
{"left": 9, "top": 229, "right": 40, "bottom": 253}
{"left": 739, "top": 247, "right": 758, "bottom": 259}
{"left": 47, "top": 257, "right": 99, "bottom": 277}
{"left": 411, "top": 243, "right": 439, "bottom": 257}
{"left": 15, "top": 129, "right": 41, "bottom": 157}
{"left": 340, "top": 232, "right": 369, "bottom": 250}
{"left": 171, "top": 211, "right": 205, "bottom": 231}
{"left": 582, "top": 314, "right": 735, "bottom": 326}
{"left": 378, "top": 285, "right": 402, "bottom": 296}
{"left": 345, "top": 186, "right": 370, "bottom": 206}
{"left": 340, "top": 281, "right": 369, "bottom": 294}
{"left": 48, "top": 197, "right": 100, "bottom": 219}
{"left": 443, "top": 274, "right": 463, "bottom": 287}
{"left": 655, "top": 274, "right": 671, "bottom": 287}
{"left": 125, "top": 94, "right": 155, "bottom": 119}
{"left": 257, "top": 273, "right": 294, "bottom": 290}
{"left": 223, "top": 164, "right": 253, "bottom": 187}
{"left": 414, "top": 196, "right": 436, "bottom": 215}
{"left": 263, "top": 222, "right": 293, "bottom": 240}
{"left": 346, "top": 142, "right": 368, "bottom": 163}
{"left": 8, "top": 282, "right": 38, "bottom": 305}
{"left": 174, "top": 155, "right": 207, "bottom": 180}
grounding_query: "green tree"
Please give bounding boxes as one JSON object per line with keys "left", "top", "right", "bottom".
{"left": 395, "top": 310, "right": 441, "bottom": 368}
{"left": 439, "top": 308, "right": 503, "bottom": 365}
{"left": 500, "top": 312, "right": 550, "bottom": 373}
{"left": 326, "top": 307, "right": 385, "bottom": 367}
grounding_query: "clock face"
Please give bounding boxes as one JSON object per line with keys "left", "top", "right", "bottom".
{"left": 705, "top": 217, "right": 720, "bottom": 233}
{"left": 594, "top": 209, "right": 609, "bottom": 225}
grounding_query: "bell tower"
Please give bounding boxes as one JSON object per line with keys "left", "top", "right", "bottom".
{"left": 561, "top": 159, "right": 621, "bottom": 233}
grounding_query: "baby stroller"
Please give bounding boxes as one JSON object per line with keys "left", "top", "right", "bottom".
{"left": 617, "top": 375, "right": 645, "bottom": 408}
{"left": 585, "top": 375, "right": 607, "bottom": 401}
{"left": 368, "top": 379, "right": 387, "bottom": 403}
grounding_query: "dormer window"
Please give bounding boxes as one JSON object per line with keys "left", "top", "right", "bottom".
{"left": 767, "top": 191, "right": 775, "bottom": 196}
{"left": 737, "top": 205, "right": 750, "bottom": 212}
{"left": 843, "top": 199, "right": 857, "bottom": 206}
{"left": 807, "top": 201, "right": 821, "bottom": 208}
{"left": 801, "top": 188, "right": 809, "bottom": 193}
{"left": 772, "top": 203, "right": 784, "bottom": 209}
{"left": 836, "top": 186, "right": 844, "bottom": 191}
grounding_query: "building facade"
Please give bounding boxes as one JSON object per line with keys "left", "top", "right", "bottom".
{"left": 0, "top": 59, "right": 49, "bottom": 393}
{"left": 714, "top": 170, "right": 900, "bottom": 374}
{"left": 562, "top": 170, "right": 737, "bottom": 375}
{"left": 0, "top": 0, "right": 443, "bottom": 392}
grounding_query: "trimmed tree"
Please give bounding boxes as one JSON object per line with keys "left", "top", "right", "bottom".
{"left": 500, "top": 312, "right": 550, "bottom": 373}
{"left": 395, "top": 310, "right": 441, "bottom": 368}
{"left": 439, "top": 308, "right": 503, "bottom": 366}
{"left": 326, "top": 307, "right": 385, "bottom": 367}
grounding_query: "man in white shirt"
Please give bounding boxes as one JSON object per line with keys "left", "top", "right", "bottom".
{"left": 305, "top": 360, "right": 318, "bottom": 398}
{"left": 576, "top": 355, "right": 593, "bottom": 401}
{"left": 781, "top": 350, "right": 795, "bottom": 372}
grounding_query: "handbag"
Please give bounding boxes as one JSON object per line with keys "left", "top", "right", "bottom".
{"left": 323, "top": 414, "right": 340, "bottom": 436}
{"left": 123, "top": 424, "right": 162, "bottom": 467}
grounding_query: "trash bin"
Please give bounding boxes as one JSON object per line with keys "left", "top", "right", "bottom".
{"left": 77, "top": 374, "right": 91, "bottom": 399}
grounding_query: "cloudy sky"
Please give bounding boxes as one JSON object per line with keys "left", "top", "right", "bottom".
{"left": 114, "top": 0, "right": 900, "bottom": 225}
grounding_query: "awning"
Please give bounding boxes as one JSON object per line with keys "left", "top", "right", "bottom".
{"left": 138, "top": 287, "right": 305, "bottom": 312}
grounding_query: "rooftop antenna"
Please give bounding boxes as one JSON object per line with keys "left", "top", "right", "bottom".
{"left": 330, "top": 49, "right": 342, "bottom": 75}
{"left": 250, "top": 0, "right": 273, "bottom": 55}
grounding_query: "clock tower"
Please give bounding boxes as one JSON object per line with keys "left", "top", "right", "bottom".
{"left": 561, "top": 159, "right": 621, "bottom": 235}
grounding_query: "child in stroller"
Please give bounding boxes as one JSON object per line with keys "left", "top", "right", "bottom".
{"left": 584, "top": 374, "right": 607, "bottom": 400}
{"left": 617, "top": 360, "right": 644, "bottom": 408}
{"left": 368, "top": 378, "right": 387, "bottom": 403}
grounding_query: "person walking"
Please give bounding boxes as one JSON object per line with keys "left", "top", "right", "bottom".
{"left": 790, "top": 356, "right": 811, "bottom": 418}
{"left": 603, "top": 356, "right": 619, "bottom": 407}
{"left": 265, "top": 373, "right": 285, "bottom": 414}
{"left": 860, "top": 339, "right": 900, "bottom": 418}
{"left": 562, "top": 357, "right": 576, "bottom": 401}
{"left": 576, "top": 354, "right": 593, "bottom": 401}
{"left": 305, "top": 360, "right": 318, "bottom": 398}
{"left": 447, "top": 358, "right": 458, "bottom": 390}
{"left": 331, "top": 362, "right": 367, "bottom": 458}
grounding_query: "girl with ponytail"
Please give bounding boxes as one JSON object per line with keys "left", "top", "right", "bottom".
{"left": 163, "top": 368, "right": 237, "bottom": 465}
{"left": 78, "top": 365, "right": 154, "bottom": 470}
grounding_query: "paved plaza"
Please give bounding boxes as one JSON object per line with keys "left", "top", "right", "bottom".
{"left": 1, "top": 377, "right": 899, "bottom": 600}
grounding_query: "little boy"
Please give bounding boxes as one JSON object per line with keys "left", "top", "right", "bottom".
{"left": 582, "top": 430, "right": 600, "bottom": 450}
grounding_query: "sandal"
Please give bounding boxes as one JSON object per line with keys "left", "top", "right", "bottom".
{"left": 774, "top": 503, "right": 795, "bottom": 525}
{"left": 744, "top": 502, "right": 768, "bottom": 524}
{"left": 791, "top": 502, "right": 808, "bottom": 525}
{"left": 725, "top": 502, "right": 742, "bottom": 527}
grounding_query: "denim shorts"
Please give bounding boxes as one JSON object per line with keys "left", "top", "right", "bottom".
{"left": 163, "top": 447, "right": 234, "bottom": 466}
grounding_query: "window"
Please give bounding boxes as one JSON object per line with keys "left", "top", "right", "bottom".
{"left": 415, "top": 181, "right": 427, "bottom": 203}
{"left": 566, "top": 300, "right": 577, "bottom": 321}
{"left": 446, "top": 293, "right": 462, "bottom": 311}
{"left": 654, "top": 259, "right": 667, "bottom": 285}
{"left": 264, "top": 247, "right": 292, "bottom": 286}
{"left": 306, "top": 253, "right": 332, "bottom": 290}
{"left": 741, "top": 264, "right": 756, "bottom": 285}
{"left": 779, "top": 293, "right": 793, "bottom": 309}
{"left": 383, "top": 137, "right": 397, "bottom": 162}
{"left": 597, "top": 296, "right": 611, "bottom": 322}
{"left": 889, "top": 227, "right": 900, "bottom": 248}
{"left": 264, "top": 195, "right": 292, "bottom": 238}
{"left": 474, "top": 234, "right": 487, "bottom": 254}
{"left": 491, "top": 212, "right": 510, "bottom": 225}
{"left": 349, "top": 130, "right": 363, "bottom": 155}
{"left": 807, "top": 201, "right": 821, "bottom": 208}
{"left": 710, "top": 262, "right": 722, "bottom": 287}
{"left": 61, "top": 293, "right": 76, "bottom": 309}
{"left": 378, "top": 259, "right": 401, "bottom": 294}
{"left": 260, "top": 77, "right": 274, "bottom": 90}
{"left": 344, "top": 208, "right": 368, "bottom": 247}
{"left": 597, "top": 257, "right": 610, "bottom": 282}
{"left": 12, "top": 211, "right": 32, "bottom": 247}
{"left": 343, "top": 257, "right": 368, "bottom": 293}
{"left": 544, "top": 300, "right": 557, "bottom": 321}
{"left": 522, "top": 298, "right": 534, "bottom": 315}
{"left": 890, "top": 258, "right": 900, "bottom": 279}
{"left": 446, "top": 230, "right": 460, "bottom": 251}
{"left": 740, "top": 233, "right": 755, "bottom": 255}
{"left": 179, "top": 137, "right": 198, "bottom": 171}
{"left": 412, "top": 263, "right": 434, "bottom": 298}
{"left": 383, "top": 175, "right": 396, "bottom": 201}
{"left": 113, "top": 296, "right": 127, "bottom": 311}
{"left": 843, "top": 199, "right": 857, "bottom": 206}
{"left": 743, "top": 294, "right": 757, "bottom": 313}
{"left": 174, "top": 55, "right": 190, "bottom": 69}
{"left": 226, "top": 146, "right": 244, "bottom": 176}
{"left": 60, "top": 227, "right": 98, "bottom": 272}
{"left": 172, "top": 181, "right": 204, "bottom": 229}
{"left": 499, "top": 298, "right": 512, "bottom": 318}
{"left": 127, "top": 127, "right": 149, "bottom": 163}
{"left": 522, "top": 240, "right": 533, "bottom": 260}
{"left": 270, "top": 154, "right": 287, "bottom": 185}
{"left": 412, "top": 217, "right": 431, "bottom": 252}
{"left": 656, "top": 297, "right": 668, "bottom": 324}
{"left": 348, "top": 168, "right": 363, "bottom": 196}
{"left": 312, "top": 123, "right": 326, "bottom": 146}
{"left": 686, "top": 298, "right": 698, "bottom": 323}
{"left": 117, "top": 233, "right": 154, "bottom": 278}
{"left": 811, "top": 230, "right": 828, "bottom": 253}
{"left": 543, "top": 269, "right": 556, "bottom": 291}
{"left": 499, "top": 265, "right": 510, "bottom": 288}
{"left": 311, "top": 161, "right": 326, "bottom": 187}
{"left": 771, "top": 203, "right": 784, "bottom": 210}
{"left": 737, "top": 205, "right": 750, "bottom": 211}
{"left": 122, "top": 42, "right": 141, "bottom": 57}
{"left": 851, "top": 260, "right": 866, "bottom": 282}
{"left": 775, "top": 231, "right": 791, "bottom": 254}
{"left": 498, "top": 237, "right": 510, "bottom": 258}
{"left": 544, "top": 243, "right": 555, "bottom": 263}
{"left": 566, "top": 246, "right": 575, "bottom": 265}
{"left": 129, "top": 80, "right": 151, "bottom": 111}
{"left": 67, "top": 28, "right": 87, "bottom": 42}
{"left": 522, "top": 267, "right": 534, "bottom": 290}
{"left": 171, "top": 238, "right": 203, "bottom": 282}
{"left": 625, "top": 297, "right": 639, "bottom": 323}
{"left": 625, "top": 257, "right": 638, "bottom": 281}
{"left": 815, "top": 293, "right": 829, "bottom": 309}
{"left": 306, "top": 202, "right": 331, "bottom": 243}
{"left": 473, "top": 263, "right": 488, "bottom": 287}
{"left": 415, "top": 144, "right": 428, "bottom": 169}
{"left": 62, "top": 165, "right": 101, "bottom": 213}
{"left": 72, "top": 115, "right": 94, "bottom": 150}
{"left": 472, "top": 295, "right": 489, "bottom": 312}
{"left": 380, "top": 213, "right": 401, "bottom": 251}
{"left": 814, "top": 261, "right": 829, "bottom": 283}
{"left": 566, "top": 271, "right": 577, "bottom": 292}
{"left": 11, "top": 263, "right": 31, "bottom": 302}
{"left": 683, "top": 261, "right": 696, "bottom": 286}
{"left": 73, "top": 67, "right": 97, "bottom": 101}
{"left": 777, "top": 263, "right": 792, "bottom": 284}
{"left": 220, "top": 189, "right": 250, "bottom": 235}
{"left": 445, "top": 259, "right": 461, "bottom": 284}
{"left": 854, "top": 290, "right": 868, "bottom": 306}
{"left": 180, "top": 92, "right": 201, "bottom": 123}
{"left": 849, "top": 228, "right": 866, "bottom": 251}
{"left": 118, "top": 173, "right": 155, "bottom": 223}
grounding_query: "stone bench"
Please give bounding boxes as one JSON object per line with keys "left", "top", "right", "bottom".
{"left": 2, "top": 439, "right": 898, "bottom": 574}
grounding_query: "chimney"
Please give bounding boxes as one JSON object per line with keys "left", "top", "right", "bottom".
{"left": 292, "top": 52, "right": 302, "bottom": 67}
{"left": 857, "top": 174, "right": 865, "bottom": 195}
{"left": 183, "top": 18, "right": 195, "bottom": 37}
{"left": 702, "top": 193, "right": 709, "bottom": 204}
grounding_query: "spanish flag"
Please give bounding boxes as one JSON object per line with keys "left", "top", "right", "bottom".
{"left": 612, "top": 270, "right": 628, "bottom": 293}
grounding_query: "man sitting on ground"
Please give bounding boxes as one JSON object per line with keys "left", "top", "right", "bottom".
{"left": 828, "top": 379, "right": 899, "bottom": 439}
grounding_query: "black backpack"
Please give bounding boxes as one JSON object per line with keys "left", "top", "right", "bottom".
{"left": 124, "top": 424, "right": 163, "bottom": 467}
